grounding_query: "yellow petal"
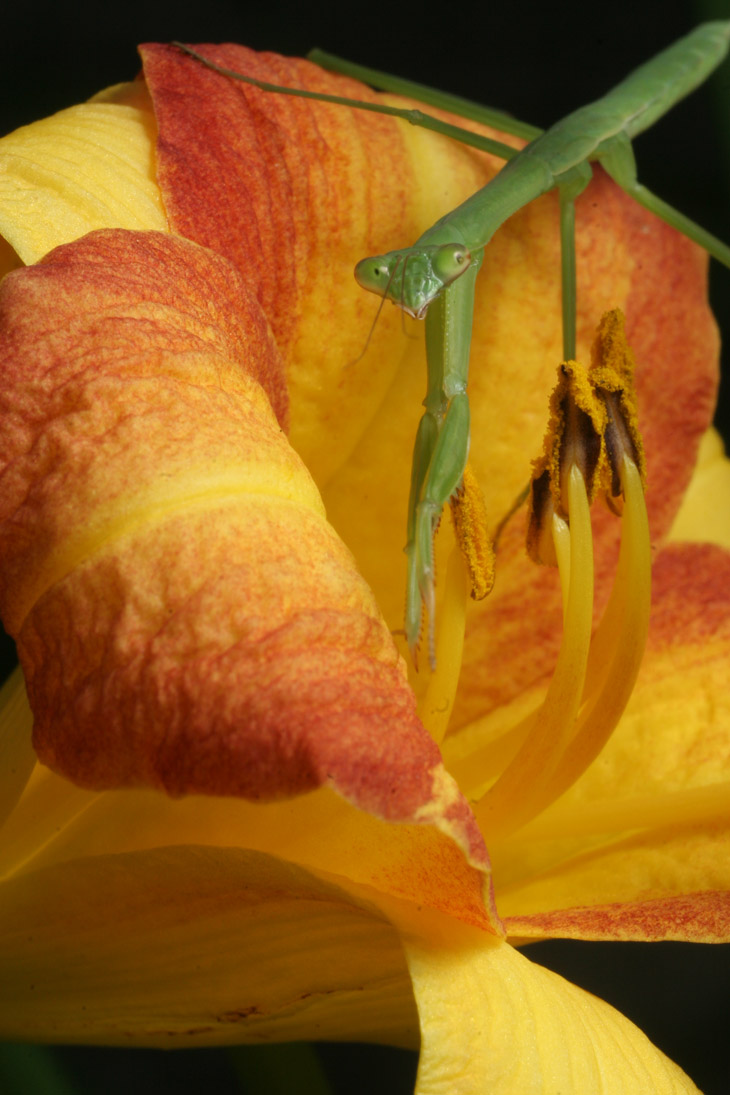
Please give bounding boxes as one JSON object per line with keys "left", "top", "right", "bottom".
{"left": 1, "top": 760, "right": 496, "bottom": 931}
{"left": 0, "top": 82, "right": 166, "bottom": 264}
{"left": 498, "top": 819, "right": 730, "bottom": 941}
{"left": 669, "top": 427, "right": 730, "bottom": 549}
{"left": 399, "top": 914, "right": 698, "bottom": 1093}
{"left": 0, "top": 844, "right": 417, "bottom": 1047}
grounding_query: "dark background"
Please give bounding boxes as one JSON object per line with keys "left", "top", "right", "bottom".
{"left": 1, "top": 0, "right": 729, "bottom": 1092}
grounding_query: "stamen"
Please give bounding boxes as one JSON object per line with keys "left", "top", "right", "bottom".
{"left": 590, "top": 308, "right": 647, "bottom": 505}
{"left": 526, "top": 469, "right": 558, "bottom": 566}
{"left": 552, "top": 512, "right": 571, "bottom": 626}
{"left": 474, "top": 463, "right": 594, "bottom": 840}
{"left": 573, "top": 308, "right": 648, "bottom": 707}
{"left": 540, "top": 455, "right": 651, "bottom": 806}
{"left": 448, "top": 462, "right": 495, "bottom": 602}
{"left": 526, "top": 361, "right": 605, "bottom": 565}
{"left": 444, "top": 311, "right": 652, "bottom": 846}
{"left": 418, "top": 545, "right": 468, "bottom": 743}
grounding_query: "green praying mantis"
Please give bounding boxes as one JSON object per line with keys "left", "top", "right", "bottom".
{"left": 173, "top": 22, "right": 730, "bottom": 668}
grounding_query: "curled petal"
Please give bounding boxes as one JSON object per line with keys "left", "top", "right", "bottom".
{"left": 0, "top": 230, "right": 493, "bottom": 928}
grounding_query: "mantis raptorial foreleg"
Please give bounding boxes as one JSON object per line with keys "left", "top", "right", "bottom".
{"left": 405, "top": 254, "right": 482, "bottom": 665}
{"left": 173, "top": 23, "right": 730, "bottom": 668}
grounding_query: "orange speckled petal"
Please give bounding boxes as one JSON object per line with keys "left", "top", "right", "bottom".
{"left": 140, "top": 43, "right": 424, "bottom": 487}
{"left": 138, "top": 43, "right": 525, "bottom": 499}
{"left": 0, "top": 230, "right": 493, "bottom": 928}
{"left": 502, "top": 840, "right": 730, "bottom": 943}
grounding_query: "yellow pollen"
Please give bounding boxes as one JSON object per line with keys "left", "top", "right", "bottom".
{"left": 591, "top": 308, "right": 647, "bottom": 497}
{"left": 449, "top": 462, "right": 495, "bottom": 602}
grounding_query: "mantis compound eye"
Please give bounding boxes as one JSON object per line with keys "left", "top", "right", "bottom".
{"left": 354, "top": 255, "right": 394, "bottom": 295}
{"left": 431, "top": 243, "right": 472, "bottom": 286}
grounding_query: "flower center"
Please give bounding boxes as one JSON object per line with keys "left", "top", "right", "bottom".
{"left": 421, "top": 310, "right": 652, "bottom": 843}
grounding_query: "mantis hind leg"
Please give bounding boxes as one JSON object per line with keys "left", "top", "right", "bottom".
{"left": 598, "top": 131, "right": 730, "bottom": 270}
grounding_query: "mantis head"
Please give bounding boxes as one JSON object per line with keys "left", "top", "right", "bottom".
{"left": 354, "top": 243, "right": 472, "bottom": 318}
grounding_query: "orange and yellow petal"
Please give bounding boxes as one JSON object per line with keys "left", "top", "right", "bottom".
{"left": 139, "top": 42, "right": 430, "bottom": 489}
{"left": 0, "top": 227, "right": 494, "bottom": 925}
{"left": 500, "top": 825, "right": 730, "bottom": 943}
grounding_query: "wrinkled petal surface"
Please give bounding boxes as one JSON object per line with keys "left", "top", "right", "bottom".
{"left": 0, "top": 227, "right": 493, "bottom": 925}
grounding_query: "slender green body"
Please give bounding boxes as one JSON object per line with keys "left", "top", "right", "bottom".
{"left": 174, "top": 24, "right": 730, "bottom": 667}
{"left": 349, "top": 21, "right": 730, "bottom": 664}
{"left": 356, "top": 21, "right": 730, "bottom": 313}
{"left": 422, "top": 20, "right": 730, "bottom": 252}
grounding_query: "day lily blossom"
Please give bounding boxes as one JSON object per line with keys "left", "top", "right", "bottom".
{"left": 0, "top": 43, "right": 729, "bottom": 1093}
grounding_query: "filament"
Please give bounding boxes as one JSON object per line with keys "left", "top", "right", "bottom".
{"left": 474, "top": 464, "right": 594, "bottom": 840}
